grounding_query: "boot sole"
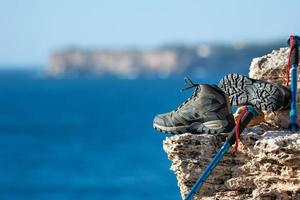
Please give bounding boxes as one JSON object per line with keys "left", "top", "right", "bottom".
{"left": 218, "top": 73, "right": 283, "bottom": 112}
{"left": 153, "top": 120, "right": 228, "bottom": 135}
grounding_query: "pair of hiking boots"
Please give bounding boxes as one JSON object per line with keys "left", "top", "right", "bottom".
{"left": 153, "top": 73, "right": 291, "bottom": 135}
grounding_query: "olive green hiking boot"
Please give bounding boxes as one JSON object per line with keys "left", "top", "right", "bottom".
{"left": 153, "top": 77, "right": 235, "bottom": 135}
{"left": 218, "top": 73, "right": 291, "bottom": 112}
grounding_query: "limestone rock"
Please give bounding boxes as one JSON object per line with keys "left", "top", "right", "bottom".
{"left": 163, "top": 47, "right": 300, "bottom": 199}
{"left": 249, "top": 47, "right": 300, "bottom": 128}
{"left": 163, "top": 133, "right": 235, "bottom": 199}
{"left": 163, "top": 129, "right": 300, "bottom": 200}
{"left": 249, "top": 48, "right": 290, "bottom": 84}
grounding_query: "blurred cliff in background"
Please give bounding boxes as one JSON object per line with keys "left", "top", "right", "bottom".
{"left": 47, "top": 42, "right": 284, "bottom": 79}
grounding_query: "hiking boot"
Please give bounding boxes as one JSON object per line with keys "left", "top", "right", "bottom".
{"left": 218, "top": 73, "right": 291, "bottom": 112}
{"left": 153, "top": 77, "right": 235, "bottom": 135}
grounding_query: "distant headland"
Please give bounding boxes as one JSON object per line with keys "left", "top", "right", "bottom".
{"left": 46, "top": 42, "right": 284, "bottom": 78}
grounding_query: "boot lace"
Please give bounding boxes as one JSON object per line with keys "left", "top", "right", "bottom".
{"left": 174, "top": 76, "right": 200, "bottom": 111}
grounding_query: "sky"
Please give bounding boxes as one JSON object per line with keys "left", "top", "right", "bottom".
{"left": 0, "top": 0, "right": 300, "bottom": 66}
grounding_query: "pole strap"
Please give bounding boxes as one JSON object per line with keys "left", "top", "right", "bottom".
{"left": 234, "top": 106, "right": 248, "bottom": 154}
{"left": 285, "top": 35, "right": 295, "bottom": 86}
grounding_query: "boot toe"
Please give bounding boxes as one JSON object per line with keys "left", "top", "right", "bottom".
{"left": 153, "top": 113, "right": 172, "bottom": 127}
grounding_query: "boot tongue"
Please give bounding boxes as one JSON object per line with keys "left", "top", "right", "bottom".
{"left": 175, "top": 89, "right": 199, "bottom": 112}
{"left": 175, "top": 79, "right": 201, "bottom": 112}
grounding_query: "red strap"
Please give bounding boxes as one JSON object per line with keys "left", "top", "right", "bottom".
{"left": 235, "top": 106, "right": 248, "bottom": 155}
{"left": 285, "top": 35, "right": 295, "bottom": 86}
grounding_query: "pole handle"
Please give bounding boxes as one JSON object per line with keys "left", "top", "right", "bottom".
{"left": 288, "top": 36, "right": 300, "bottom": 66}
{"left": 226, "top": 106, "right": 258, "bottom": 146}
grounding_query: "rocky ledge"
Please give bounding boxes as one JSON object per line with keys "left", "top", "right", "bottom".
{"left": 164, "top": 129, "right": 300, "bottom": 200}
{"left": 163, "top": 48, "right": 300, "bottom": 200}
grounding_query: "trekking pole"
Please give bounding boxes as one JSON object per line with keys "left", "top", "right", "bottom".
{"left": 288, "top": 35, "right": 300, "bottom": 132}
{"left": 184, "top": 106, "right": 258, "bottom": 200}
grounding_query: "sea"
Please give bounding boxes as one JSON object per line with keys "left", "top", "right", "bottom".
{"left": 0, "top": 68, "right": 248, "bottom": 200}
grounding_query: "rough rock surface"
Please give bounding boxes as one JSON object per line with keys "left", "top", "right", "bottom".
{"left": 164, "top": 129, "right": 300, "bottom": 200}
{"left": 249, "top": 47, "right": 300, "bottom": 128}
{"left": 163, "top": 48, "right": 300, "bottom": 199}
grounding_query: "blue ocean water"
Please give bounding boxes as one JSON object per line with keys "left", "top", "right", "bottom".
{"left": 0, "top": 70, "right": 232, "bottom": 200}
